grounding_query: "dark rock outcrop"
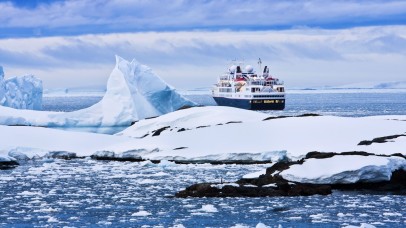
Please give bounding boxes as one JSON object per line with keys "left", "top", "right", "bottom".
{"left": 263, "top": 113, "right": 321, "bottom": 121}
{"left": 175, "top": 182, "right": 331, "bottom": 198}
{"left": 331, "top": 169, "right": 406, "bottom": 194}
{"left": 46, "top": 151, "right": 78, "bottom": 160}
{"left": 152, "top": 126, "right": 170, "bottom": 136}
{"left": 0, "top": 160, "right": 19, "bottom": 170}
{"left": 358, "top": 133, "right": 406, "bottom": 145}
{"left": 176, "top": 152, "right": 406, "bottom": 198}
{"left": 305, "top": 151, "right": 374, "bottom": 159}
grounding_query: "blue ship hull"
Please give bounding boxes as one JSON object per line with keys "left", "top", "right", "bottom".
{"left": 213, "top": 97, "right": 285, "bottom": 110}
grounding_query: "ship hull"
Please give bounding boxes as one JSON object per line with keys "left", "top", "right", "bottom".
{"left": 213, "top": 97, "right": 285, "bottom": 110}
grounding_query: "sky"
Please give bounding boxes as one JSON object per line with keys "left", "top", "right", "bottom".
{"left": 1, "top": 0, "right": 406, "bottom": 90}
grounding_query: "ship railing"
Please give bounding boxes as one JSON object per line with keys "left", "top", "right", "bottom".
{"left": 248, "top": 81, "right": 264, "bottom": 86}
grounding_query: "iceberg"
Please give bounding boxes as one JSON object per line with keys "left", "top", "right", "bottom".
{"left": 0, "top": 56, "right": 195, "bottom": 129}
{"left": 0, "top": 66, "right": 43, "bottom": 110}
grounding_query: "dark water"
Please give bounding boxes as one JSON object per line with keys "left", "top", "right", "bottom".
{"left": 42, "top": 96, "right": 102, "bottom": 112}
{"left": 1, "top": 160, "right": 405, "bottom": 227}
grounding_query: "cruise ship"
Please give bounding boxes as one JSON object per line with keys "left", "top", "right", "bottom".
{"left": 212, "top": 59, "right": 285, "bottom": 110}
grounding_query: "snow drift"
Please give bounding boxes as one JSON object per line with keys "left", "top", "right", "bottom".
{"left": 1, "top": 107, "right": 405, "bottom": 164}
{"left": 280, "top": 155, "right": 406, "bottom": 184}
{"left": 0, "top": 66, "right": 42, "bottom": 110}
{"left": 0, "top": 56, "right": 195, "bottom": 129}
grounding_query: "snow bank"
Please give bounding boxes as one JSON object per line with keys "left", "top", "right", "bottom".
{"left": 242, "top": 169, "right": 267, "bottom": 179}
{"left": 280, "top": 155, "right": 406, "bottom": 184}
{"left": 0, "top": 66, "right": 42, "bottom": 110}
{"left": 114, "top": 108, "right": 406, "bottom": 161}
{"left": 117, "top": 106, "right": 268, "bottom": 137}
{"left": 0, "top": 56, "right": 194, "bottom": 128}
{"left": 0, "top": 107, "right": 405, "bottom": 166}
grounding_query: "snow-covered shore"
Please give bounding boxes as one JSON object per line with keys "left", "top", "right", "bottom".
{"left": 2, "top": 104, "right": 405, "bottom": 186}
{"left": 1, "top": 105, "right": 405, "bottom": 165}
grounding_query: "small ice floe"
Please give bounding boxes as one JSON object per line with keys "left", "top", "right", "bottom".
{"left": 243, "top": 184, "right": 257, "bottom": 187}
{"left": 379, "top": 196, "right": 393, "bottom": 201}
{"left": 242, "top": 169, "right": 267, "bottom": 179}
{"left": 157, "top": 160, "right": 177, "bottom": 167}
{"left": 337, "top": 213, "right": 354, "bottom": 217}
{"left": 309, "top": 213, "right": 326, "bottom": 220}
{"left": 262, "top": 183, "right": 277, "bottom": 188}
{"left": 131, "top": 211, "right": 152, "bottom": 216}
{"left": 210, "top": 183, "right": 239, "bottom": 189}
{"left": 197, "top": 204, "right": 218, "bottom": 213}
{"left": 288, "top": 216, "right": 302, "bottom": 220}
{"left": 230, "top": 224, "right": 250, "bottom": 228}
{"left": 138, "top": 179, "right": 159, "bottom": 184}
{"left": 170, "top": 224, "right": 186, "bottom": 228}
{"left": 47, "top": 216, "right": 59, "bottom": 223}
{"left": 383, "top": 212, "right": 402, "bottom": 217}
{"left": 33, "top": 207, "right": 59, "bottom": 213}
{"left": 18, "top": 191, "right": 43, "bottom": 197}
{"left": 342, "top": 223, "right": 376, "bottom": 228}
{"left": 255, "top": 223, "right": 271, "bottom": 228}
{"left": 249, "top": 209, "right": 266, "bottom": 213}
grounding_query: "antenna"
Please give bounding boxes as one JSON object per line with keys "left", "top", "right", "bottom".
{"left": 258, "top": 58, "right": 262, "bottom": 74}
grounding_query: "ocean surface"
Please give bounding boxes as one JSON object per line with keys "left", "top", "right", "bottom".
{"left": 1, "top": 160, "right": 405, "bottom": 227}
{"left": 42, "top": 89, "right": 406, "bottom": 117}
{"left": 2, "top": 89, "right": 406, "bottom": 227}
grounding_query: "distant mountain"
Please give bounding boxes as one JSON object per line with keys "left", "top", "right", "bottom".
{"left": 332, "top": 81, "right": 406, "bottom": 89}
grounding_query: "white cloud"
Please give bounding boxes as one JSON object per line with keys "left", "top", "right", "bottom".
{"left": 0, "top": 26, "right": 406, "bottom": 89}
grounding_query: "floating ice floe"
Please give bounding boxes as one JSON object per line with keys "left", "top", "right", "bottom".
{"left": 0, "top": 56, "right": 194, "bottom": 129}
{"left": 0, "top": 66, "right": 42, "bottom": 110}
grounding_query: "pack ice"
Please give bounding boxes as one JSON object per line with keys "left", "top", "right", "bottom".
{"left": 0, "top": 56, "right": 195, "bottom": 128}
{"left": 0, "top": 66, "right": 42, "bottom": 110}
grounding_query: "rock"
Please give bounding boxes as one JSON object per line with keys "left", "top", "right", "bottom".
{"left": 46, "top": 151, "right": 78, "bottom": 160}
{"left": 176, "top": 153, "right": 406, "bottom": 197}
{"left": 331, "top": 169, "right": 406, "bottom": 194}
{"left": 0, "top": 160, "right": 19, "bottom": 170}
{"left": 358, "top": 134, "right": 406, "bottom": 145}
{"left": 151, "top": 126, "right": 170, "bottom": 136}
{"left": 175, "top": 181, "right": 331, "bottom": 198}
{"left": 263, "top": 113, "right": 321, "bottom": 121}
{"left": 305, "top": 151, "right": 374, "bottom": 159}
{"left": 91, "top": 150, "right": 145, "bottom": 162}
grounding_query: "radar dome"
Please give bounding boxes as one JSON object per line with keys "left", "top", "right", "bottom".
{"left": 229, "top": 65, "right": 237, "bottom": 73}
{"left": 245, "top": 65, "right": 254, "bottom": 73}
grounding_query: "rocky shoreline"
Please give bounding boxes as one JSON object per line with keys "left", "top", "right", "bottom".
{"left": 176, "top": 152, "right": 406, "bottom": 197}
{"left": 2, "top": 150, "right": 406, "bottom": 198}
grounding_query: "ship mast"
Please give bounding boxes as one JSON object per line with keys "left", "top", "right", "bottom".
{"left": 258, "top": 58, "right": 262, "bottom": 76}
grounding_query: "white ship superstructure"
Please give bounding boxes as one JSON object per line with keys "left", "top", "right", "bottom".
{"left": 212, "top": 59, "right": 285, "bottom": 110}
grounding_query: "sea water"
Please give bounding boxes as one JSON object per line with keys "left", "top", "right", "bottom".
{"left": 1, "top": 160, "right": 405, "bottom": 227}
{"left": 43, "top": 89, "right": 406, "bottom": 117}
{"left": 2, "top": 90, "right": 406, "bottom": 227}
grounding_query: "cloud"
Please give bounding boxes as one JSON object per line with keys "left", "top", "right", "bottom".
{"left": 1, "top": 0, "right": 406, "bottom": 37}
{"left": 0, "top": 26, "right": 406, "bottom": 89}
